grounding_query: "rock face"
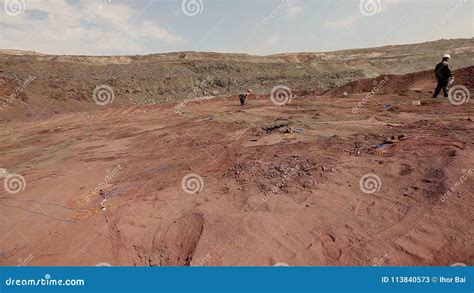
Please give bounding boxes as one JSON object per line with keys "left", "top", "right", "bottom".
{"left": 331, "top": 66, "right": 474, "bottom": 96}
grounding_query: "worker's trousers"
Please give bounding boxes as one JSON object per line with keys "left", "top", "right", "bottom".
{"left": 433, "top": 79, "right": 449, "bottom": 98}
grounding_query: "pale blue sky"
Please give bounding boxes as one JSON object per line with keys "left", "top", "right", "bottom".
{"left": 0, "top": 0, "right": 472, "bottom": 55}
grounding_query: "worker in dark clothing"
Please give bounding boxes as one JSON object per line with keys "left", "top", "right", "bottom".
{"left": 239, "top": 92, "right": 248, "bottom": 105}
{"left": 433, "top": 54, "right": 453, "bottom": 98}
{"left": 239, "top": 89, "right": 252, "bottom": 106}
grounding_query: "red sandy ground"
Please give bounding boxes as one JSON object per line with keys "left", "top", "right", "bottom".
{"left": 0, "top": 68, "right": 473, "bottom": 266}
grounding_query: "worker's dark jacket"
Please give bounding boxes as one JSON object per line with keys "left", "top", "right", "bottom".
{"left": 434, "top": 61, "right": 452, "bottom": 81}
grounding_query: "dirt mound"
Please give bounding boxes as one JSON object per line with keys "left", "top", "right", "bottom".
{"left": 226, "top": 154, "right": 320, "bottom": 195}
{"left": 331, "top": 66, "right": 474, "bottom": 96}
{"left": 454, "top": 66, "right": 474, "bottom": 85}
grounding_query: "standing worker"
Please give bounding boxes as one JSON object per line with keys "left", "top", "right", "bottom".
{"left": 433, "top": 54, "right": 453, "bottom": 98}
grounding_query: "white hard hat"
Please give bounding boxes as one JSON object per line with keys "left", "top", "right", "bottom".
{"left": 442, "top": 54, "right": 451, "bottom": 59}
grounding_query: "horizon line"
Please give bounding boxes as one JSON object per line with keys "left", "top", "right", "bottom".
{"left": 1, "top": 37, "right": 472, "bottom": 58}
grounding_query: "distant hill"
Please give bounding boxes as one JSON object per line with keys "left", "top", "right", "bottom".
{"left": 0, "top": 38, "right": 473, "bottom": 122}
